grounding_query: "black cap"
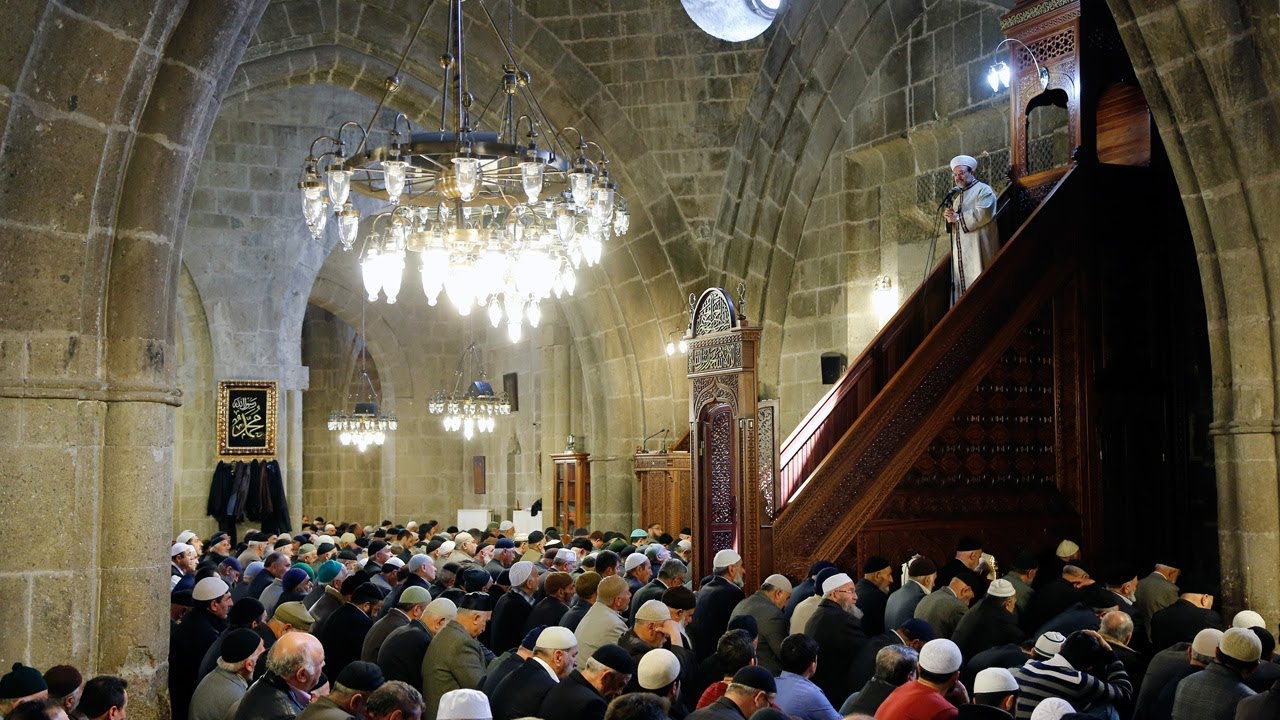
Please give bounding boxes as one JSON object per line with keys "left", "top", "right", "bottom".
{"left": 337, "top": 549, "right": 359, "bottom": 561}
{"left": 170, "top": 589, "right": 194, "bottom": 607}
{"left": 340, "top": 576, "right": 367, "bottom": 596}
{"left": 369, "top": 540, "right": 388, "bottom": 554}
{"left": 316, "top": 542, "right": 336, "bottom": 555}
{"left": 1178, "top": 573, "right": 1217, "bottom": 596}
{"left": 807, "top": 560, "right": 836, "bottom": 578}
{"left": 336, "top": 661, "right": 385, "bottom": 692}
{"left": 750, "top": 710, "right": 790, "bottom": 720}
{"left": 862, "top": 556, "right": 891, "bottom": 574}
{"left": 528, "top": 530, "right": 545, "bottom": 544}
{"left": 353, "top": 584, "right": 386, "bottom": 604}
{"left": 459, "top": 592, "right": 494, "bottom": 611}
{"left": 728, "top": 614, "right": 758, "bottom": 638}
{"left": 592, "top": 644, "right": 634, "bottom": 674}
{"left": 662, "top": 586, "right": 696, "bottom": 610}
{"left": 521, "top": 626, "right": 547, "bottom": 650}
{"left": 956, "top": 536, "right": 983, "bottom": 552}
{"left": 1012, "top": 551, "right": 1040, "bottom": 571}
{"left": 0, "top": 663, "right": 47, "bottom": 699}
{"left": 273, "top": 538, "right": 292, "bottom": 549}
{"left": 731, "top": 665, "right": 776, "bottom": 693}
{"left": 229, "top": 598, "right": 265, "bottom": 626}
{"left": 461, "top": 567, "right": 491, "bottom": 592}
{"left": 1084, "top": 585, "right": 1120, "bottom": 611}
{"left": 221, "top": 628, "right": 264, "bottom": 663}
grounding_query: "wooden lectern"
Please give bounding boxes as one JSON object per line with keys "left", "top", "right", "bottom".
{"left": 633, "top": 431, "right": 692, "bottom": 538}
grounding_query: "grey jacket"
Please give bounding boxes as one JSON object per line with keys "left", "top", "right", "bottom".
{"left": 421, "top": 621, "right": 488, "bottom": 720}
{"left": 729, "top": 591, "right": 789, "bottom": 674}
{"left": 914, "top": 586, "right": 967, "bottom": 639}
{"left": 189, "top": 667, "right": 248, "bottom": 720}
{"left": 884, "top": 581, "right": 928, "bottom": 630}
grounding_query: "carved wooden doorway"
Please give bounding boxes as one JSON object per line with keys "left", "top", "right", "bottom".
{"left": 698, "top": 402, "right": 738, "bottom": 571}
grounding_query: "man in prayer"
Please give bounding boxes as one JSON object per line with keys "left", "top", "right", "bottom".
{"left": 189, "top": 628, "right": 263, "bottom": 720}
{"left": 490, "top": 626, "right": 579, "bottom": 720}
{"left": 804, "top": 572, "right": 867, "bottom": 706}
{"left": 538, "top": 644, "right": 634, "bottom": 720}
{"left": 576, "top": 576, "right": 632, "bottom": 660}
{"left": 943, "top": 154, "right": 999, "bottom": 299}
{"left": 378, "top": 597, "right": 457, "bottom": 691}
{"left": 421, "top": 593, "right": 494, "bottom": 720}
{"left": 729, "top": 574, "right": 792, "bottom": 675}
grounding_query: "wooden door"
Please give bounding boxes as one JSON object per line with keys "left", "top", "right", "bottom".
{"left": 699, "top": 402, "right": 738, "bottom": 570}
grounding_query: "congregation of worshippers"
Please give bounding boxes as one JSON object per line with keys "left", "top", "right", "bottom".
{"left": 5, "top": 526, "right": 1280, "bottom": 720}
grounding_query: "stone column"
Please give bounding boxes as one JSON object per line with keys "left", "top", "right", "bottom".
{"left": 539, "top": 324, "right": 572, "bottom": 518}
{"left": 1212, "top": 425, "right": 1280, "bottom": 623}
{"left": 286, "top": 388, "right": 304, "bottom": 528}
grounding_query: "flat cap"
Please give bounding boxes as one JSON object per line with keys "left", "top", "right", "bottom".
{"left": 273, "top": 601, "right": 315, "bottom": 631}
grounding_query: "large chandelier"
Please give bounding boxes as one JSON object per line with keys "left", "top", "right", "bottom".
{"left": 327, "top": 305, "right": 397, "bottom": 452}
{"left": 429, "top": 342, "right": 511, "bottom": 440}
{"left": 299, "top": 0, "right": 630, "bottom": 343}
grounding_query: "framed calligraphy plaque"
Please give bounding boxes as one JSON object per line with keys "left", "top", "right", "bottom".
{"left": 217, "top": 380, "right": 278, "bottom": 457}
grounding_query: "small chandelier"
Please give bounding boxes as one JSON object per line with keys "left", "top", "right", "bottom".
{"left": 328, "top": 304, "right": 397, "bottom": 451}
{"left": 429, "top": 342, "right": 511, "bottom": 440}
{"left": 299, "top": 0, "right": 629, "bottom": 343}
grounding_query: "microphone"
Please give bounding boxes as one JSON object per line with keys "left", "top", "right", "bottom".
{"left": 642, "top": 428, "right": 667, "bottom": 453}
{"left": 938, "top": 185, "right": 963, "bottom": 209}
{"left": 658, "top": 428, "right": 671, "bottom": 454}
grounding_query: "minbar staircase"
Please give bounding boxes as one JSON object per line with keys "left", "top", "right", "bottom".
{"left": 767, "top": 163, "right": 1138, "bottom": 577}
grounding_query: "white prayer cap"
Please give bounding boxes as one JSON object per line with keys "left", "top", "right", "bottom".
{"left": 713, "top": 549, "right": 741, "bottom": 567}
{"left": 385, "top": 556, "right": 405, "bottom": 569}
{"left": 1193, "top": 628, "right": 1224, "bottom": 656}
{"left": 987, "top": 579, "right": 1016, "bottom": 598}
{"left": 950, "top": 154, "right": 977, "bottom": 171}
{"left": 437, "top": 689, "right": 492, "bottom": 720}
{"left": 1221, "top": 627, "right": 1263, "bottom": 662}
{"left": 176, "top": 531, "right": 198, "bottom": 545}
{"left": 455, "top": 532, "right": 475, "bottom": 544}
{"left": 555, "top": 548, "right": 577, "bottom": 563}
{"left": 357, "top": 557, "right": 369, "bottom": 568}
{"left": 763, "top": 574, "right": 793, "bottom": 593}
{"left": 973, "top": 667, "right": 1018, "bottom": 694}
{"left": 193, "top": 577, "right": 230, "bottom": 602}
{"left": 1034, "top": 631, "right": 1066, "bottom": 658}
{"left": 821, "top": 573, "right": 854, "bottom": 595}
{"left": 1056, "top": 539, "right": 1080, "bottom": 558}
{"left": 406, "top": 521, "right": 419, "bottom": 530}
{"left": 509, "top": 561, "right": 535, "bottom": 587}
{"left": 918, "top": 639, "right": 963, "bottom": 674}
{"left": 637, "top": 648, "right": 681, "bottom": 690}
{"left": 1234, "top": 610, "right": 1267, "bottom": 629}
{"left": 635, "top": 600, "right": 671, "bottom": 623}
{"left": 535, "top": 626, "right": 578, "bottom": 650}
{"left": 676, "top": 539, "right": 691, "bottom": 552}
{"left": 438, "top": 541, "right": 456, "bottom": 556}
{"left": 514, "top": 533, "right": 529, "bottom": 543}
{"left": 499, "top": 521, "right": 515, "bottom": 531}
{"left": 318, "top": 535, "right": 335, "bottom": 545}
{"left": 624, "top": 553, "right": 648, "bottom": 573}
{"left": 408, "top": 554, "right": 434, "bottom": 572}
{"left": 424, "top": 598, "right": 458, "bottom": 619}
{"left": 1030, "top": 698, "right": 1075, "bottom": 720}
{"left": 170, "top": 543, "right": 194, "bottom": 558}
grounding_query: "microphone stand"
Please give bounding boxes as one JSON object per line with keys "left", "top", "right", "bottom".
{"left": 924, "top": 185, "right": 963, "bottom": 286}
{"left": 641, "top": 428, "right": 667, "bottom": 453}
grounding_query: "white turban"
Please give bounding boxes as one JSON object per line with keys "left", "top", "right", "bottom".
{"left": 950, "top": 154, "right": 977, "bottom": 171}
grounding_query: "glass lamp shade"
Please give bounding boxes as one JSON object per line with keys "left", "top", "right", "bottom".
{"left": 521, "top": 161, "right": 544, "bottom": 203}
{"left": 488, "top": 299, "right": 503, "bottom": 328}
{"left": 569, "top": 171, "right": 592, "bottom": 208}
{"left": 337, "top": 203, "right": 360, "bottom": 250}
{"left": 614, "top": 208, "right": 630, "bottom": 236}
{"left": 382, "top": 159, "right": 408, "bottom": 204}
{"left": 556, "top": 207, "right": 575, "bottom": 243}
{"left": 420, "top": 241, "right": 449, "bottom": 306}
{"left": 326, "top": 165, "right": 352, "bottom": 207}
{"left": 381, "top": 249, "right": 406, "bottom": 304}
{"left": 361, "top": 247, "right": 382, "bottom": 301}
{"left": 591, "top": 185, "right": 614, "bottom": 220}
{"left": 452, "top": 157, "right": 481, "bottom": 201}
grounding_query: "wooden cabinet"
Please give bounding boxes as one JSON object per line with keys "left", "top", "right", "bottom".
{"left": 551, "top": 452, "right": 590, "bottom": 532}
{"left": 633, "top": 450, "right": 692, "bottom": 540}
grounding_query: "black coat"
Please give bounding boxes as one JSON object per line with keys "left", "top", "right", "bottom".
{"left": 961, "top": 644, "right": 1030, "bottom": 692}
{"left": 362, "top": 609, "right": 410, "bottom": 662}
{"left": 491, "top": 657, "right": 558, "bottom": 720}
{"left": 377, "top": 620, "right": 432, "bottom": 691}
{"left": 560, "top": 599, "right": 590, "bottom": 631}
{"left": 690, "top": 576, "right": 745, "bottom": 661}
{"left": 526, "top": 597, "right": 570, "bottom": 632}
{"left": 854, "top": 579, "right": 889, "bottom": 637}
{"left": 247, "top": 570, "right": 275, "bottom": 600}
{"left": 629, "top": 578, "right": 670, "bottom": 623}
{"left": 539, "top": 669, "right": 608, "bottom": 720}
{"left": 1150, "top": 599, "right": 1221, "bottom": 653}
{"left": 1022, "top": 577, "right": 1083, "bottom": 633}
{"left": 233, "top": 671, "right": 306, "bottom": 720}
{"left": 840, "top": 676, "right": 896, "bottom": 716}
{"left": 481, "top": 651, "right": 526, "bottom": 696}
{"left": 848, "top": 630, "right": 904, "bottom": 694}
{"left": 1237, "top": 680, "right": 1280, "bottom": 720}
{"left": 686, "top": 695, "right": 746, "bottom": 720}
{"left": 379, "top": 574, "right": 430, "bottom": 619}
{"left": 317, "top": 602, "right": 373, "bottom": 679}
{"left": 952, "top": 596, "right": 1025, "bottom": 659}
{"left": 169, "top": 607, "right": 227, "bottom": 720}
{"left": 1035, "top": 601, "right": 1101, "bottom": 639}
{"left": 804, "top": 598, "right": 868, "bottom": 707}
{"left": 490, "top": 592, "right": 535, "bottom": 654}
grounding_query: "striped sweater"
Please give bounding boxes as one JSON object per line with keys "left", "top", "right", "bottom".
{"left": 1011, "top": 654, "right": 1132, "bottom": 719}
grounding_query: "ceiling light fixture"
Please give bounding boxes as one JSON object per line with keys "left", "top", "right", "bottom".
{"left": 327, "top": 302, "right": 397, "bottom": 452}
{"left": 300, "top": 0, "right": 629, "bottom": 342}
{"left": 429, "top": 342, "right": 511, "bottom": 440}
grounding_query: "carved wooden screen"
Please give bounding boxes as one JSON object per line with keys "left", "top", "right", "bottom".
{"left": 701, "top": 403, "right": 738, "bottom": 557}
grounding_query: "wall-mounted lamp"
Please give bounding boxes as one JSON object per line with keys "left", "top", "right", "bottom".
{"left": 665, "top": 331, "right": 688, "bottom": 356}
{"left": 988, "top": 38, "right": 1050, "bottom": 94}
{"left": 871, "top": 275, "right": 899, "bottom": 329}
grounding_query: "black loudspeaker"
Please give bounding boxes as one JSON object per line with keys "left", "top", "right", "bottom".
{"left": 820, "top": 353, "right": 847, "bottom": 385}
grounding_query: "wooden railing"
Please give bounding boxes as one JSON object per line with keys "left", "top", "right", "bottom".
{"left": 777, "top": 255, "right": 952, "bottom": 506}
{"left": 769, "top": 165, "right": 1088, "bottom": 576}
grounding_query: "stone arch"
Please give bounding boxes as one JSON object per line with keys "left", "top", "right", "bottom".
{"left": 174, "top": 262, "right": 219, "bottom": 536}
{"left": 1105, "top": 0, "right": 1280, "bottom": 617}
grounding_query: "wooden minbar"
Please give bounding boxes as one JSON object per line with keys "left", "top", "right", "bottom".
{"left": 633, "top": 431, "right": 692, "bottom": 539}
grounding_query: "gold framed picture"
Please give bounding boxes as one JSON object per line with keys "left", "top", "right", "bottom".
{"left": 217, "top": 380, "right": 278, "bottom": 457}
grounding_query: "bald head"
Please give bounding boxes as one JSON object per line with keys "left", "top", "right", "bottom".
{"left": 266, "top": 631, "right": 325, "bottom": 692}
